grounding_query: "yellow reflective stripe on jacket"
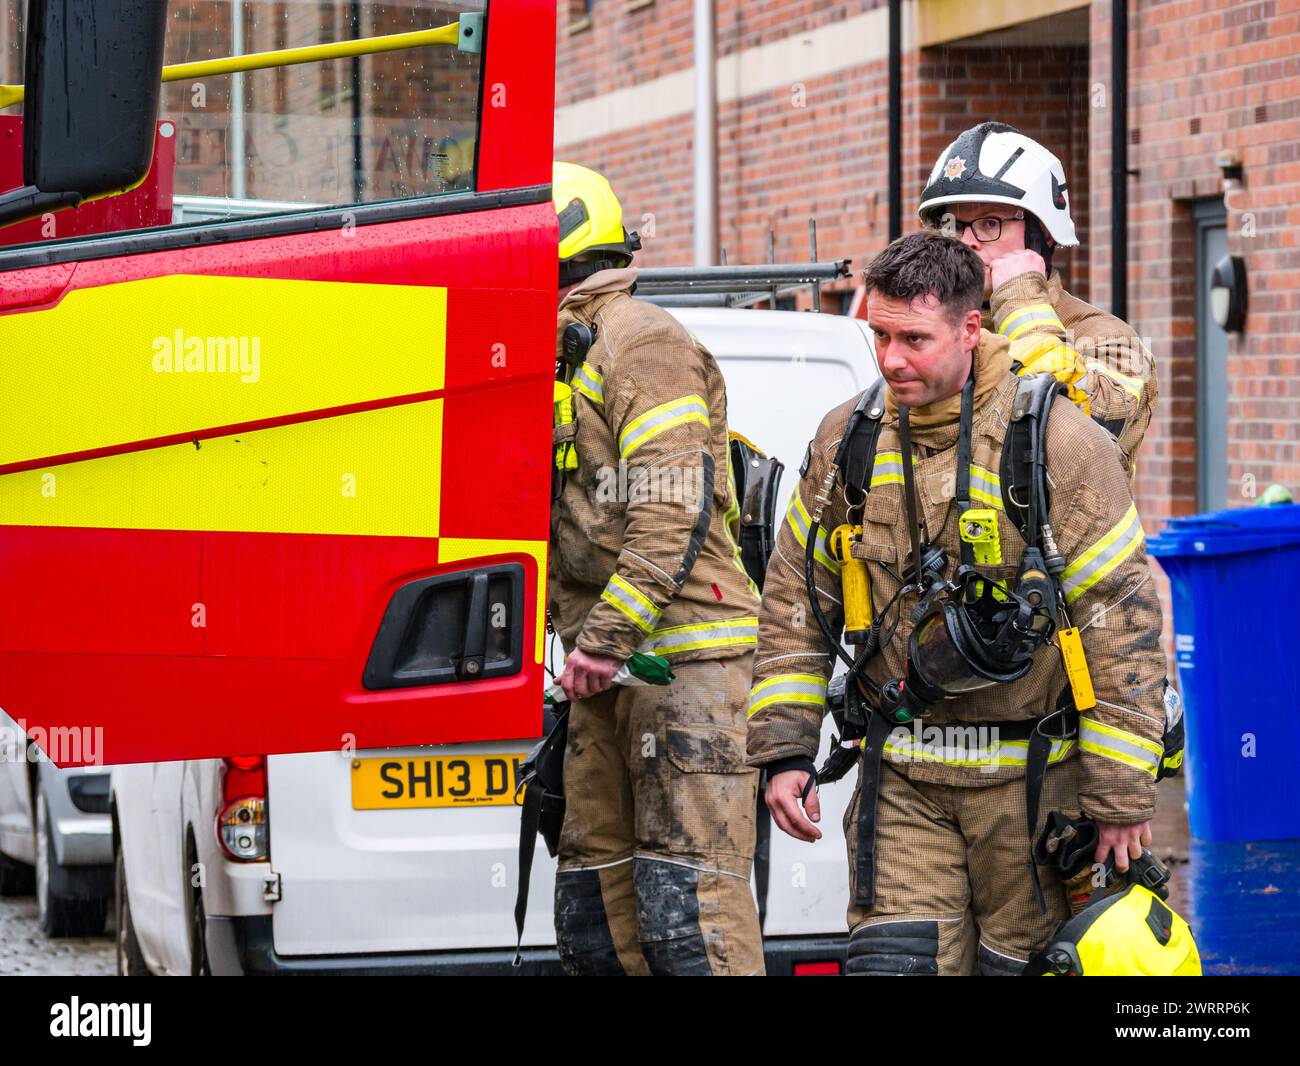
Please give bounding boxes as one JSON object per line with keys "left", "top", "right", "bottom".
{"left": 639, "top": 615, "right": 759, "bottom": 657}
{"left": 871, "top": 450, "right": 904, "bottom": 488}
{"left": 1086, "top": 358, "right": 1144, "bottom": 399}
{"left": 571, "top": 362, "right": 604, "bottom": 405}
{"left": 747, "top": 673, "right": 828, "bottom": 718}
{"left": 785, "top": 485, "right": 840, "bottom": 576}
{"left": 1061, "top": 503, "right": 1144, "bottom": 604}
{"left": 882, "top": 731, "right": 1075, "bottom": 768}
{"left": 875, "top": 454, "right": 1002, "bottom": 510}
{"left": 969, "top": 464, "right": 1004, "bottom": 510}
{"left": 618, "top": 394, "right": 709, "bottom": 459}
{"left": 600, "top": 573, "right": 661, "bottom": 633}
{"left": 1078, "top": 716, "right": 1162, "bottom": 777}
{"left": 1000, "top": 303, "right": 1066, "bottom": 342}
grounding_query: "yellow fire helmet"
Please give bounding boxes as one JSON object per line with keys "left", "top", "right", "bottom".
{"left": 1025, "top": 883, "right": 1203, "bottom": 976}
{"left": 553, "top": 161, "right": 641, "bottom": 287}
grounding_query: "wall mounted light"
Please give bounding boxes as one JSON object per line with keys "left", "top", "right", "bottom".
{"left": 1216, "top": 149, "right": 1244, "bottom": 190}
{"left": 1210, "top": 254, "right": 1247, "bottom": 333}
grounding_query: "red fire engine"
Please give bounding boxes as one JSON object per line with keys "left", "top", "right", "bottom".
{"left": 0, "top": 0, "right": 557, "bottom": 766}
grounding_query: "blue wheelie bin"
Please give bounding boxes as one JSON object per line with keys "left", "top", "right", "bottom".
{"left": 1147, "top": 503, "right": 1300, "bottom": 841}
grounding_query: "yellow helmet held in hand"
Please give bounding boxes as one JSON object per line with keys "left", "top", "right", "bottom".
{"left": 1025, "top": 883, "right": 1203, "bottom": 976}
{"left": 553, "top": 161, "right": 641, "bottom": 287}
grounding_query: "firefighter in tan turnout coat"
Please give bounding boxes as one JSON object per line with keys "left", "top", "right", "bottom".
{"left": 548, "top": 162, "right": 764, "bottom": 976}
{"left": 747, "top": 232, "right": 1171, "bottom": 975}
{"left": 918, "top": 122, "right": 1156, "bottom": 477}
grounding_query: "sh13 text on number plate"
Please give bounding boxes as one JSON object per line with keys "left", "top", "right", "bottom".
{"left": 351, "top": 754, "right": 526, "bottom": 810}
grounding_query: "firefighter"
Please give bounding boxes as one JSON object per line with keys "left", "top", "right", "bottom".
{"left": 918, "top": 122, "right": 1156, "bottom": 477}
{"left": 747, "top": 231, "right": 1170, "bottom": 975}
{"left": 548, "top": 162, "right": 765, "bottom": 976}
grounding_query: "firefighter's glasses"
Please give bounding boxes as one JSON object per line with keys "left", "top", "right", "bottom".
{"left": 930, "top": 210, "right": 1025, "bottom": 243}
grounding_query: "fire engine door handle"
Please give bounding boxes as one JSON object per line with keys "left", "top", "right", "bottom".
{"left": 363, "top": 563, "right": 524, "bottom": 690}
{"left": 457, "top": 572, "right": 490, "bottom": 681}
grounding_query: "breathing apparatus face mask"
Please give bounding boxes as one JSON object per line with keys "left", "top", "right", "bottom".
{"left": 904, "top": 563, "right": 1054, "bottom": 707}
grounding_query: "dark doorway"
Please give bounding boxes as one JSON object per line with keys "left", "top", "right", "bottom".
{"left": 1193, "top": 199, "right": 1229, "bottom": 512}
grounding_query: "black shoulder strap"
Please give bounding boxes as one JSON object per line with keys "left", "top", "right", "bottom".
{"left": 512, "top": 704, "right": 570, "bottom": 970}
{"left": 513, "top": 779, "right": 543, "bottom": 968}
{"left": 841, "top": 379, "right": 887, "bottom": 508}
{"left": 999, "top": 374, "right": 1066, "bottom": 547}
{"left": 754, "top": 774, "right": 771, "bottom": 933}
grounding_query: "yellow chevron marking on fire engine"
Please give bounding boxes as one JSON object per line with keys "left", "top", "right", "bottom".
{"left": 0, "top": 274, "right": 446, "bottom": 468}
{"left": 0, "top": 401, "right": 442, "bottom": 537}
{"left": 438, "top": 538, "right": 550, "bottom": 664}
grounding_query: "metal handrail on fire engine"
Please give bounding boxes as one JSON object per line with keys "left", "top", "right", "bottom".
{"left": 0, "top": 19, "right": 478, "bottom": 109}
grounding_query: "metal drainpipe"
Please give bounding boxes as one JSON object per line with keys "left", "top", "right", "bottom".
{"left": 693, "top": 0, "right": 718, "bottom": 266}
{"left": 889, "top": 0, "right": 902, "bottom": 241}
{"left": 1111, "top": 0, "right": 1128, "bottom": 321}
{"left": 231, "top": 0, "right": 246, "bottom": 200}
{"left": 351, "top": 0, "right": 364, "bottom": 203}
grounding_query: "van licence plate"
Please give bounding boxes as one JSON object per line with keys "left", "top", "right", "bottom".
{"left": 351, "top": 754, "right": 527, "bottom": 810}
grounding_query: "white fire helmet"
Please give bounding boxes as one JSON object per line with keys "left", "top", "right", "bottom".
{"left": 918, "top": 122, "right": 1078, "bottom": 248}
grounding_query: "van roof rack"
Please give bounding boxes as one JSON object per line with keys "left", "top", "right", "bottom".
{"left": 637, "top": 219, "right": 852, "bottom": 311}
{"left": 638, "top": 260, "right": 851, "bottom": 310}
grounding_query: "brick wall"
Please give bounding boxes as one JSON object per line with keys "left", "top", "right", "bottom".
{"left": 914, "top": 44, "right": 1092, "bottom": 301}
{"left": 555, "top": 0, "right": 1300, "bottom": 674}
{"left": 556, "top": 3, "right": 1090, "bottom": 307}
{"left": 1090, "top": 0, "right": 1300, "bottom": 522}
{"left": 557, "top": 0, "right": 1298, "bottom": 515}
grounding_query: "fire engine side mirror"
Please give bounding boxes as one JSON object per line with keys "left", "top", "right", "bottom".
{"left": 0, "top": 0, "right": 168, "bottom": 229}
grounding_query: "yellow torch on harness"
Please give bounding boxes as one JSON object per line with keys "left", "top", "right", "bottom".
{"left": 830, "top": 524, "right": 873, "bottom": 644}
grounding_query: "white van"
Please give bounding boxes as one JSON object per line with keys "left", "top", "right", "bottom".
{"left": 111, "top": 304, "right": 879, "bottom": 975}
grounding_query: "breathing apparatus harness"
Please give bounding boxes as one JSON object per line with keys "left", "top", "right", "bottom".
{"left": 803, "top": 366, "right": 1081, "bottom": 911}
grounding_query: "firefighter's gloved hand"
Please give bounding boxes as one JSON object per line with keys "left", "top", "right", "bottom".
{"left": 990, "top": 248, "right": 1047, "bottom": 291}
{"left": 1012, "top": 334, "right": 1091, "bottom": 416}
{"left": 558, "top": 648, "right": 623, "bottom": 701}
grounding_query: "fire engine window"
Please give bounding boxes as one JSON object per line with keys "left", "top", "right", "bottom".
{"left": 0, "top": 0, "right": 484, "bottom": 233}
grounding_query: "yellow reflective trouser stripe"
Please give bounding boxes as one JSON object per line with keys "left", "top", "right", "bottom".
{"left": 1079, "top": 716, "right": 1162, "bottom": 777}
{"left": 618, "top": 394, "right": 709, "bottom": 459}
{"left": 639, "top": 615, "right": 759, "bottom": 656}
{"left": 1086, "top": 358, "right": 1144, "bottom": 399}
{"left": 747, "top": 673, "right": 828, "bottom": 718}
{"left": 601, "top": 574, "right": 661, "bottom": 633}
{"left": 785, "top": 485, "right": 840, "bottom": 575}
{"left": 871, "top": 450, "right": 904, "bottom": 488}
{"left": 1000, "top": 303, "right": 1066, "bottom": 341}
{"left": 1061, "top": 503, "right": 1144, "bottom": 604}
{"left": 571, "top": 362, "right": 604, "bottom": 405}
{"left": 882, "top": 735, "right": 1075, "bottom": 767}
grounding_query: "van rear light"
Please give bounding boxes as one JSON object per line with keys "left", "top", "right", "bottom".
{"left": 793, "top": 961, "right": 841, "bottom": 976}
{"left": 218, "top": 756, "right": 268, "bottom": 862}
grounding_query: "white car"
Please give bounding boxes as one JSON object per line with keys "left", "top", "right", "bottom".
{"left": 0, "top": 711, "right": 114, "bottom": 936}
{"left": 112, "top": 305, "right": 879, "bottom": 975}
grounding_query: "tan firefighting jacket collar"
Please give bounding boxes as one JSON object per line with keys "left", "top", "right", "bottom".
{"left": 559, "top": 266, "right": 639, "bottom": 312}
{"left": 883, "top": 329, "right": 1015, "bottom": 446}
